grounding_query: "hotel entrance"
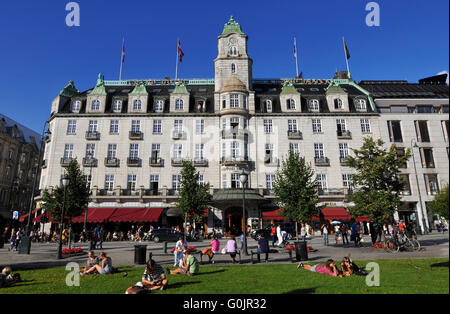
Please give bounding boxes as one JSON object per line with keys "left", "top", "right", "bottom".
{"left": 224, "top": 207, "right": 248, "bottom": 236}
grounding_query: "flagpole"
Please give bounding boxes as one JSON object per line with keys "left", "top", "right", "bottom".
{"left": 175, "top": 38, "right": 179, "bottom": 81}
{"left": 294, "top": 37, "right": 299, "bottom": 78}
{"left": 342, "top": 36, "right": 350, "bottom": 78}
{"left": 119, "top": 37, "right": 124, "bottom": 81}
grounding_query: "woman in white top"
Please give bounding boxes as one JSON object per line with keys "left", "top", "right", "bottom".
{"left": 276, "top": 225, "right": 283, "bottom": 246}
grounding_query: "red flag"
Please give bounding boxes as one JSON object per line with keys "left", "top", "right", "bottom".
{"left": 178, "top": 39, "right": 184, "bottom": 64}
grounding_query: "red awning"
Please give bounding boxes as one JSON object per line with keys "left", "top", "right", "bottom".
{"left": 313, "top": 208, "right": 351, "bottom": 221}
{"left": 19, "top": 209, "right": 40, "bottom": 222}
{"left": 33, "top": 212, "right": 55, "bottom": 223}
{"left": 108, "top": 208, "right": 164, "bottom": 223}
{"left": 262, "top": 209, "right": 288, "bottom": 221}
{"left": 72, "top": 208, "right": 117, "bottom": 224}
{"left": 356, "top": 216, "right": 370, "bottom": 222}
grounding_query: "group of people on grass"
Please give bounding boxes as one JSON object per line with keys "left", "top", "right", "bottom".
{"left": 81, "top": 251, "right": 113, "bottom": 275}
{"left": 298, "top": 256, "right": 368, "bottom": 277}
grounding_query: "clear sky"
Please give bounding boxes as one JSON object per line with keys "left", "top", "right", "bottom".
{"left": 0, "top": 0, "right": 448, "bottom": 133}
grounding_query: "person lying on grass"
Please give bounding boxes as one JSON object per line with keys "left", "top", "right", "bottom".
{"left": 140, "top": 259, "right": 168, "bottom": 291}
{"left": 166, "top": 250, "right": 199, "bottom": 276}
{"left": 340, "top": 256, "right": 368, "bottom": 276}
{"left": 82, "top": 252, "right": 113, "bottom": 275}
{"left": 297, "top": 259, "right": 339, "bottom": 277}
{"left": 0, "top": 266, "right": 21, "bottom": 288}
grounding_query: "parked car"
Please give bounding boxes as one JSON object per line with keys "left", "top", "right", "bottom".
{"left": 251, "top": 222, "right": 296, "bottom": 240}
{"left": 150, "top": 228, "right": 191, "bottom": 243}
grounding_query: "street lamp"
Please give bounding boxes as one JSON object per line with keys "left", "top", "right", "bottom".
{"left": 57, "top": 174, "right": 70, "bottom": 259}
{"left": 239, "top": 169, "right": 249, "bottom": 255}
{"left": 84, "top": 151, "right": 94, "bottom": 230}
{"left": 410, "top": 139, "right": 428, "bottom": 235}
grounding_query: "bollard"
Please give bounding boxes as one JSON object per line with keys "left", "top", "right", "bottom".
{"left": 163, "top": 241, "right": 168, "bottom": 254}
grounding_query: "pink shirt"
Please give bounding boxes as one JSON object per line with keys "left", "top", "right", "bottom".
{"left": 314, "top": 264, "right": 335, "bottom": 276}
{"left": 211, "top": 239, "right": 220, "bottom": 253}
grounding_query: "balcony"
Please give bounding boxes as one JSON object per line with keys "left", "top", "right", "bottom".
{"left": 337, "top": 130, "right": 352, "bottom": 139}
{"left": 104, "top": 157, "right": 120, "bottom": 167}
{"left": 221, "top": 129, "right": 248, "bottom": 139}
{"left": 263, "top": 189, "right": 275, "bottom": 196}
{"left": 287, "top": 130, "right": 303, "bottom": 140}
{"left": 172, "top": 131, "right": 185, "bottom": 140}
{"left": 314, "top": 157, "right": 330, "bottom": 166}
{"left": 85, "top": 131, "right": 101, "bottom": 140}
{"left": 129, "top": 131, "right": 143, "bottom": 140}
{"left": 121, "top": 189, "right": 140, "bottom": 196}
{"left": 144, "top": 189, "right": 163, "bottom": 196}
{"left": 168, "top": 189, "right": 179, "bottom": 196}
{"left": 127, "top": 157, "right": 141, "bottom": 167}
{"left": 339, "top": 157, "right": 350, "bottom": 166}
{"left": 171, "top": 158, "right": 185, "bottom": 166}
{"left": 60, "top": 157, "right": 75, "bottom": 167}
{"left": 318, "top": 188, "right": 352, "bottom": 196}
{"left": 83, "top": 157, "right": 98, "bottom": 167}
{"left": 98, "top": 189, "right": 116, "bottom": 196}
{"left": 149, "top": 157, "right": 164, "bottom": 167}
{"left": 193, "top": 158, "right": 208, "bottom": 167}
{"left": 221, "top": 156, "right": 250, "bottom": 166}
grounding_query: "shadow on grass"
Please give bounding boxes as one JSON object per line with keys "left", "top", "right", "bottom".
{"left": 195, "top": 269, "right": 226, "bottom": 276}
{"left": 283, "top": 287, "right": 317, "bottom": 294}
{"left": 168, "top": 281, "right": 202, "bottom": 289}
{"left": 430, "top": 261, "right": 449, "bottom": 268}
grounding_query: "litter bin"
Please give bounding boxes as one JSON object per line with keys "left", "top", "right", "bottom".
{"left": 134, "top": 245, "right": 147, "bottom": 265}
{"left": 295, "top": 241, "right": 308, "bottom": 261}
{"left": 0, "top": 235, "right": 4, "bottom": 249}
{"left": 18, "top": 236, "right": 31, "bottom": 254}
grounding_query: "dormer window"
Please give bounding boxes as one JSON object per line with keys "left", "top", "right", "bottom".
{"left": 72, "top": 100, "right": 81, "bottom": 112}
{"left": 133, "top": 99, "right": 142, "bottom": 110}
{"left": 113, "top": 100, "right": 122, "bottom": 113}
{"left": 309, "top": 99, "right": 320, "bottom": 112}
{"left": 355, "top": 99, "right": 367, "bottom": 112}
{"left": 91, "top": 99, "right": 100, "bottom": 111}
{"left": 334, "top": 98, "right": 343, "bottom": 110}
{"left": 155, "top": 100, "right": 164, "bottom": 113}
{"left": 175, "top": 99, "right": 184, "bottom": 110}
{"left": 286, "top": 99, "right": 296, "bottom": 110}
{"left": 265, "top": 100, "right": 272, "bottom": 112}
{"left": 229, "top": 46, "right": 238, "bottom": 56}
{"left": 231, "top": 63, "right": 236, "bottom": 74}
{"left": 230, "top": 94, "right": 239, "bottom": 108}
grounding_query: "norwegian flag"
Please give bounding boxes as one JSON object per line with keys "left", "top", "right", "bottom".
{"left": 121, "top": 38, "right": 125, "bottom": 64}
{"left": 178, "top": 39, "right": 184, "bottom": 64}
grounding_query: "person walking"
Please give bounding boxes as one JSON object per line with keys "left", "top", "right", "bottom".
{"left": 276, "top": 224, "right": 283, "bottom": 246}
{"left": 351, "top": 221, "right": 361, "bottom": 247}
{"left": 340, "top": 224, "right": 349, "bottom": 245}
{"left": 300, "top": 224, "right": 306, "bottom": 241}
{"left": 321, "top": 224, "right": 328, "bottom": 246}
{"left": 270, "top": 225, "right": 276, "bottom": 247}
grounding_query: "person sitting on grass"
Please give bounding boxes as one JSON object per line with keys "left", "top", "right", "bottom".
{"left": 81, "top": 251, "right": 100, "bottom": 273}
{"left": 166, "top": 251, "right": 199, "bottom": 276}
{"left": 0, "top": 266, "right": 21, "bottom": 288}
{"left": 82, "top": 252, "right": 113, "bottom": 275}
{"left": 297, "top": 259, "right": 339, "bottom": 277}
{"left": 140, "top": 259, "right": 168, "bottom": 291}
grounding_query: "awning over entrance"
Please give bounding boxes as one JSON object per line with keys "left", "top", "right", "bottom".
{"left": 262, "top": 209, "right": 288, "bottom": 221}
{"left": 212, "top": 189, "right": 271, "bottom": 210}
{"left": 108, "top": 208, "right": 164, "bottom": 223}
{"left": 72, "top": 208, "right": 117, "bottom": 224}
{"left": 313, "top": 207, "right": 351, "bottom": 221}
{"left": 19, "top": 208, "right": 40, "bottom": 222}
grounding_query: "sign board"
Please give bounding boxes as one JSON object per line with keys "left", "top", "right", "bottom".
{"left": 13, "top": 211, "right": 19, "bottom": 220}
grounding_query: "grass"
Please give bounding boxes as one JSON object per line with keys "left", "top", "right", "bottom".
{"left": 0, "top": 258, "right": 448, "bottom": 294}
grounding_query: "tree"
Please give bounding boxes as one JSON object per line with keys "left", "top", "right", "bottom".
{"left": 178, "top": 161, "right": 212, "bottom": 237}
{"left": 273, "top": 149, "right": 321, "bottom": 239}
{"left": 42, "top": 159, "right": 90, "bottom": 248}
{"left": 346, "top": 137, "right": 411, "bottom": 228}
{"left": 428, "top": 185, "right": 449, "bottom": 221}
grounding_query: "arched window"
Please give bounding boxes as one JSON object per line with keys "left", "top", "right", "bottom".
{"left": 231, "top": 63, "right": 236, "bottom": 74}
{"left": 113, "top": 100, "right": 122, "bottom": 112}
{"left": 334, "top": 98, "right": 343, "bottom": 109}
{"left": 91, "top": 99, "right": 100, "bottom": 111}
{"left": 133, "top": 99, "right": 142, "bottom": 110}
{"left": 309, "top": 99, "right": 320, "bottom": 112}
{"left": 355, "top": 99, "right": 367, "bottom": 111}
{"left": 175, "top": 99, "right": 184, "bottom": 110}
{"left": 266, "top": 100, "right": 272, "bottom": 112}
{"left": 229, "top": 46, "right": 238, "bottom": 56}
{"left": 286, "top": 98, "right": 296, "bottom": 110}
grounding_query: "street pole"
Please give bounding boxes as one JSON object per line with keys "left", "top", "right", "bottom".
{"left": 240, "top": 169, "right": 249, "bottom": 255}
{"left": 411, "top": 139, "right": 428, "bottom": 234}
{"left": 57, "top": 176, "right": 70, "bottom": 259}
{"left": 84, "top": 151, "right": 93, "bottom": 231}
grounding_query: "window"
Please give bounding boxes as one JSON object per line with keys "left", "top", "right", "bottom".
{"left": 288, "top": 120, "right": 298, "bottom": 132}
{"left": 309, "top": 99, "right": 320, "bottom": 112}
{"left": 222, "top": 119, "right": 227, "bottom": 130}
{"left": 153, "top": 120, "right": 162, "bottom": 134}
{"left": 222, "top": 96, "right": 226, "bottom": 109}
{"left": 360, "top": 119, "right": 371, "bottom": 133}
{"left": 442, "top": 106, "right": 449, "bottom": 113}
{"left": 396, "top": 147, "right": 407, "bottom": 168}
{"left": 314, "top": 143, "right": 324, "bottom": 158}
{"left": 196, "top": 120, "right": 205, "bottom": 134}
{"left": 129, "top": 144, "right": 139, "bottom": 159}
{"left": 173, "top": 144, "right": 183, "bottom": 159}
{"left": 442, "top": 120, "right": 449, "bottom": 142}
{"left": 222, "top": 174, "right": 227, "bottom": 189}
{"left": 174, "top": 120, "right": 183, "bottom": 132}
{"left": 286, "top": 99, "right": 296, "bottom": 110}
{"left": 243, "top": 118, "right": 248, "bottom": 129}
{"left": 230, "top": 117, "right": 240, "bottom": 129}
{"left": 387, "top": 121, "right": 403, "bottom": 142}
{"left": 91, "top": 99, "right": 100, "bottom": 111}
{"left": 222, "top": 143, "right": 226, "bottom": 158}
{"left": 133, "top": 99, "right": 142, "bottom": 110}
{"left": 72, "top": 101, "right": 81, "bottom": 112}
{"left": 231, "top": 142, "right": 240, "bottom": 158}
{"left": 150, "top": 175, "right": 159, "bottom": 192}
{"left": 107, "top": 144, "right": 117, "bottom": 158}
{"left": 355, "top": 99, "right": 367, "bottom": 111}
{"left": 424, "top": 174, "right": 439, "bottom": 195}
{"left": 105, "top": 175, "right": 115, "bottom": 191}
{"left": 334, "top": 98, "right": 343, "bottom": 109}
{"left": 88, "top": 120, "right": 98, "bottom": 132}
{"left": 398, "top": 174, "right": 411, "bottom": 195}
{"left": 198, "top": 174, "right": 205, "bottom": 185}
{"left": 265, "top": 99, "right": 272, "bottom": 112}
{"left": 266, "top": 174, "right": 276, "bottom": 190}
{"left": 419, "top": 148, "right": 435, "bottom": 168}
{"left": 85, "top": 144, "right": 95, "bottom": 158}
{"left": 342, "top": 174, "right": 352, "bottom": 190}
{"left": 175, "top": 99, "right": 184, "bottom": 110}
{"left": 264, "top": 119, "right": 273, "bottom": 133}
{"left": 265, "top": 144, "right": 273, "bottom": 163}
{"left": 229, "top": 46, "right": 238, "bottom": 56}
{"left": 289, "top": 143, "right": 299, "bottom": 154}
{"left": 195, "top": 144, "right": 205, "bottom": 159}
{"left": 67, "top": 120, "right": 77, "bottom": 134}
{"left": 155, "top": 100, "right": 164, "bottom": 112}
{"left": 339, "top": 143, "right": 349, "bottom": 158}
{"left": 110, "top": 120, "right": 119, "bottom": 134}
{"left": 230, "top": 94, "right": 239, "bottom": 108}
{"left": 131, "top": 120, "right": 141, "bottom": 132}
{"left": 151, "top": 144, "right": 161, "bottom": 160}
{"left": 243, "top": 95, "right": 247, "bottom": 109}
{"left": 336, "top": 119, "right": 347, "bottom": 135}
{"left": 64, "top": 144, "right": 74, "bottom": 159}
{"left": 231, "top": 63, "right": 236, "bottom": 74}
{"left": 416, "top": 106, "right": 432, "bottom": 113}
{"left": 231, "top": 173, "right": 241, "bottom": 188}
{"left": 312, "top": 119, "right": 322, "bottom": 133}
{"left": 415, "top": 121, "right": 430, "bottom": 142}
{"left": 172, "top": 175, "right": 181, "bottom": 190}
{"left": 113, "top": 100, "right": 122, "bottom": 112}
{"left": 127, "top": 175, "right": 137, "bottom": 191}
{"left": 316, "top": 174, "right": 327, "bottom": 190}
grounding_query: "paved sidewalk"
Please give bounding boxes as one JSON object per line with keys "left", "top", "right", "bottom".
{"left": 0, "top": 233, "right": 448, "bottom": 270}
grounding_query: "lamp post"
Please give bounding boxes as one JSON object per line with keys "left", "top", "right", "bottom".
{"left": 239, "top": 169, "right": 249, "bottom": 255}
{"left": 410, "top": 139, "right": 428, "bottom": 235}
{"left": 83, "top": 151, "right": 94, "bottom": 230}
{"left": 57, "top": 175, "right": 70, "bottom": 259}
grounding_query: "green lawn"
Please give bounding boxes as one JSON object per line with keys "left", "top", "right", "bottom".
{"left": 0, "top": 258, "right": 448, "bottom": 294}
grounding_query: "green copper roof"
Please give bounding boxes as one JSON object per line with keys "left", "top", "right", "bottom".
{"left": 221, "top": 16, "right": 244, "bottom": 36}
{"left": 130, "top": 82, "right": 148, "bottom": 95}
{"left": 326, "top": 82, "right": 347, "bottom": 94}
{"left": 90, "top": 73, "right": 107, "bottom": 95}
{"left": 171, "top": 82, "right": 189, "bottom": 94}
{"left": 280, "top": 82, "right": 300, "bottom": 95}
{"left": 59, "top": 80, "right": 79, "bottom": 97}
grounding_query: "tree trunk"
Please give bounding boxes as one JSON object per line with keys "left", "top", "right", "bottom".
{"left": 295, "top": 220, "right": 299, "bottom": 241}
{"left": 68, "top": 221, "right": 72, "bottom": 249}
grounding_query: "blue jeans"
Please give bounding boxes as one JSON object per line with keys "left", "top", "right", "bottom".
{"left": 323, "top": 234, "right": 328, "bottom": 246}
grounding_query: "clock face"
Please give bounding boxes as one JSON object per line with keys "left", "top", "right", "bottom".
{"left": 229, "top": 37, "right": 237, "bottom": 45}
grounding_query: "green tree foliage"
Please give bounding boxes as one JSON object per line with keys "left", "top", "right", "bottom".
{"left": 346, "top": 137, "right": 411, "bottom": 223}
{"left": 273, "top": 149, "right": 321, "bottom": 236}
{"left": 178, "top": 160, "right": 212, "bottom": 224}
{"left": 428, "top": 185, "right": 449, "bottom": 221}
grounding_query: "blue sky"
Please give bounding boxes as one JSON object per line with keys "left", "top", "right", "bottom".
{"left": 0, "top": 0, "right": 448, "bottom": 133}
